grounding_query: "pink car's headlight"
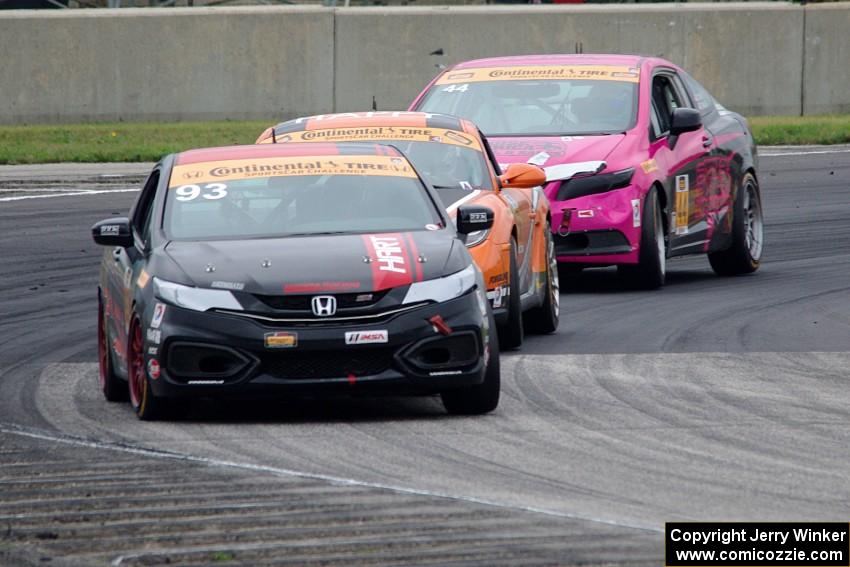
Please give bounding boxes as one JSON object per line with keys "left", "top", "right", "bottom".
{"left": 555, "top": 167, "right": 635, "bottom": 201}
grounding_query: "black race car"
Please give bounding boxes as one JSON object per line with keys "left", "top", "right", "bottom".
{"left": 92, "top": 142, "right": 502, "bottom": 420}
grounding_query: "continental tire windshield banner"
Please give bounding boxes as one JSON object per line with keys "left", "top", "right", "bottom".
{"left": 666, "top": 523, "right": 850, "bottom": 567}
{"left": 435, "top": 65, "right": 640, "bottom": 85}
{"left": 169, "top": 155, "right": 417, "bottom": 186}
{"left": 268, "top": 127, "right": 483, "bottom": 152}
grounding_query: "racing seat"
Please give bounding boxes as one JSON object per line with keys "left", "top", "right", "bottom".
{"left": 571, "top": 85, "right": 632, "bottom": 129}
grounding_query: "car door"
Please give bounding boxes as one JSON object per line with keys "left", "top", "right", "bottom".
{"left": 648, "top": 70, "right": 713, "bottom": 256}
{"left": 679, "top": 70, "right": 737, "bottom": 250}
{"left": 481, "top": 134, "right": 534, "bottom": 295}
{"left": 107, "top": 168, "right": 160, "bottom": 374}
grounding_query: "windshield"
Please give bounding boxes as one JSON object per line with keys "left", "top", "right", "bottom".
{"left": 165, "top": 156, "right": 442, "bottom": 240}
{"left": 418, "top": 70, "right": 639, "bottom": 136}
{"left": 393, "top": 141, "right": 492, "bottom": 190}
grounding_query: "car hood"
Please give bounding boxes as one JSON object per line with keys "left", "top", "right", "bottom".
{"left": 489, "top": 134, "right": 626, "bottom": 169}
{"left": 163, "top": 231, "right": 466, "bottom": 296}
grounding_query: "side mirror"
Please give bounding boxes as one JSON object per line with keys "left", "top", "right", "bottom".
{"left": 456, "top": 205, "right": 494, "bottom": 234}
{"left": 92, "top": 217, "right": 134, "bottom": 248}
{"left": 669, "top": 107, "right": 702, "bottom": 137}
{"left": 255, "top": 126, "right": 274, "bottom": 144}
{"left": 498, "top": 163, "right": 546, "bottom": 189}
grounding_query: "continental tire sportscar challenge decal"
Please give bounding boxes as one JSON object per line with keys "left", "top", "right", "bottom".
{"left": 435, "top": 65, "right": 640, "bottom": 85}
{"left": 265, "top": 127, "right": 483, "bottom": 152}
{"left": 169, "top": 155, "right": 417, "bottom": 186}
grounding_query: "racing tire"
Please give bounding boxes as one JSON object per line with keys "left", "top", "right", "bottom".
{"left": 127, "top": 313, "right": 168, "bottom": 421}
{"left": 441, "top": 313, "right": 500, "bottom": 415}
{"left": 708, "top": 172, "right": 763, "bottom": 276}
{"left": 498, "top": 238, "right": 524, "bottom": 350}
{"left": 98, "top": 296, "right": 127, "bottom": 402}
{"left": 618, "top": 187, "right": 666, "bottom": 290}
{"left": 524, "top": 223, "right": 560, "bottom": 334}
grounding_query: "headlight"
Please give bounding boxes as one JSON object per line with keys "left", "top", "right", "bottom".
{"left": 153, "top": 277, "right": 242, "bottom": 312}
{"left": 555, "top": 167, "right": 635, "bottom": 201}
{"left": 464, "top": 229, "right": 490, "bottom": 248}
{"left": 403, "top": 264, "right": 478, "bottom": 304}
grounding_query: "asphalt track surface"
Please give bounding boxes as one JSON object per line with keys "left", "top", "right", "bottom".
{"left": 1, "top": 147, "right": 849, "bottom": 566}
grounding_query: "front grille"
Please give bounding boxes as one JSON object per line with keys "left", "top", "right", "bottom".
{"left": 554, "top": 230, "right": 631, "bottom": 256}
{"left": 254, "top": 290, "right": 389, "bottom": 311}
{"left": 261, "top": 348, "right": 396, "bottom": 380}
{"left": 214, "top": 302, "right": 429, "bottom": 326}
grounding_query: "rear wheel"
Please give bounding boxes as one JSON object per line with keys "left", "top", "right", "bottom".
{"left": 128, "top": 314, "right": 167, "bottom": 421}
{"left": 98, "top": 296, "right": 127, "bottom": 402}
{"left": 618, "top": 187, "right": 666, "bottom": 290}
{"left": 498, "top": 238, "right": 524, "bottom": 350}
{"left": 524, "top": 223, "right": 559, "bottom": 334}
{"left": 441, "top": 315, "right": 500, "bottom": 415}
{"left": 708, "top": 172, "right": 763, "bottom": 276}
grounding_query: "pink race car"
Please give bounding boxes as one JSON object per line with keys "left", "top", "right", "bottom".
{"left": 411, "top": 54, "right": 763, "bottom": 289}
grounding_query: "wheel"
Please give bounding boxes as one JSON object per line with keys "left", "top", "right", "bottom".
{"left": 708, "top": 172, "right": 763, "bottom": 276}
{"left": 498, "top": 238, "right": 524, "bottom": 350}
{"left": 618, "top": 187, "right": 666, "bottom": 290}
{"left": 127, "top": 313, "right": 167, "bottom": 421}
{"left": 98, "top": 296, "right": 127, "bottom": 402}
{"left": 524, "top": 222, "right": 560, "bottom": 334}
{"left": 441, "top": 315, "right": 500, "bottom": 415}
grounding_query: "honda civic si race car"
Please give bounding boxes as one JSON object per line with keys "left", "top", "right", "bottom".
{"left": 411, "top": 54, "right": 764, "bottom": 289}
{"left": 256, "top": 111, "right": 557, "bottom": 350}
{"left": 92, "top": 142, "right": 500, "bottom": 420}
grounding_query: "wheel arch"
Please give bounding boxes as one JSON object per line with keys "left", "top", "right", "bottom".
{"left": 650, "top": 181, "right": 668, "bottom": 237}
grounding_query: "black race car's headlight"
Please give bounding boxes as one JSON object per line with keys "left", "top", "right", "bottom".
{"left": 555, "top": 167, "right": 635, "bottom": 201}
{"left": 403, "top": 264, "right": 478, "bottom": 304}
{"left": 464, "top": 229, "right": 490, "bottom": 248}
{"left": 153, "top": 277, "right": 243, "bottom": 312}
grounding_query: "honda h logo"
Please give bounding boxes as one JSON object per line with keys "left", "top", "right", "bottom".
{"left": 311, "top": 295, "right": 337, "bottom": 317}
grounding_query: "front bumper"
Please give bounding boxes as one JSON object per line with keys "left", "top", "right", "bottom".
{"left": 143, "top": 291, "right": 490, "bottom": 399}
{"left": 550, "top": 185, "right": 643, "bottom": 265}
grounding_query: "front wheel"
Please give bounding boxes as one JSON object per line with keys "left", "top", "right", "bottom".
{"left": 618, "top": 187, "right": 666, "bottom": 290}
{"left": 524, "top": 222, "right": 560, "bottom": 334}
{"left": 708, "top": 172, "right": 763, "bottom": 276}
{"left": 441, "top": 316, "right": 500, "bottom": 415}
{"left": 127, "top": 314, "right": 168, "bottom": 421}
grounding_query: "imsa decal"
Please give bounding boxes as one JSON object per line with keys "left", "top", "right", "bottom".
{"left": 345, "top": 330, "right": 389, "bottom": 345}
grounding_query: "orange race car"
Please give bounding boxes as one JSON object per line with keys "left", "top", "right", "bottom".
{"left": 256, "top": 111, "right": 559, "bottom": 349}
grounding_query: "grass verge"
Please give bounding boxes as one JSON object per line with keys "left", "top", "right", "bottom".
{"left": 0, "top": 121, "right": 268, "bottom": 165}
{"left": 747, "top": 114, "right": 850, "bottom": 146}
{"left": 0, "top": 115, "right": 848, "bottom": 165}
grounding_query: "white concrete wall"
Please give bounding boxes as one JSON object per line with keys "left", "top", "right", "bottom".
{"left": 0, "top": 7, "right": 335, "bottom": 123}
{"left": 335, "top": 3, "right": 803, "bottom": 117}
{"left": 0, "top": 3, "right": 844, "bottom": 124}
